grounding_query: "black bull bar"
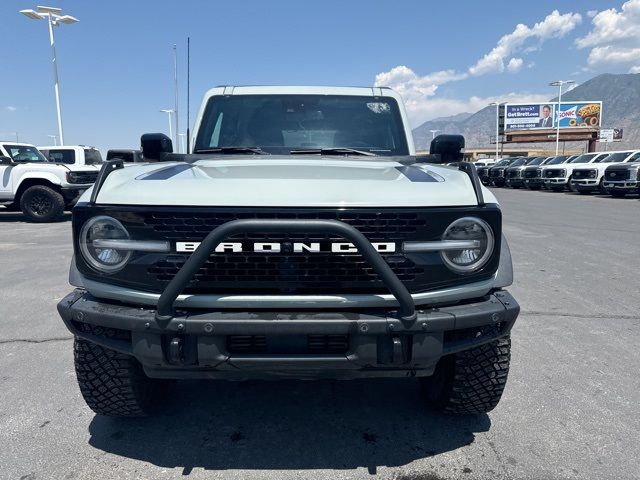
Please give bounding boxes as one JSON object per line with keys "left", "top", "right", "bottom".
{"left": 154, "top": 218, "right": 417, "bottom": 322}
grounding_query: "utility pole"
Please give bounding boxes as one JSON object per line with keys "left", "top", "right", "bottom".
{"left": 173, "top": 44, "right": 179, "bottom": 151}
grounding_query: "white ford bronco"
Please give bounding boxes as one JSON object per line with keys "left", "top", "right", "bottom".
{"left": 57, "top": 86, "right": 519, "bottom": 417}
{"left": 0, "top": 142, "right": 99, "bottom": 222}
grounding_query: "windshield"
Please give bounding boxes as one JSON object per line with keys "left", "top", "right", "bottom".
{"left": 510, "top": 158, "right": 527, "bottom": 167}
{"left": 570, "top": 153, "right": 596, "bottom": 163}
{"left": 494, "top": 159, "right": 513, "bottom": 167}
{"left": 84, "top": 148, "right": 103, "bottom": 165}
{"left": 2, "top": 144, "right": 48, "bottom": 162}
{"left": 194, "top": 94, "right": 409, "bottom": 156}
{"left": 547, "top": 156, "right": 568, "bottom": 165}
{"left": 528, "top": 157, "right": 546, "bottom": 166}
{"left": 600, "top": 152, "right": 631, "bottom": 163}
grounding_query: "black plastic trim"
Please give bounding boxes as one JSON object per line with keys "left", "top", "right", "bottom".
{"left": 89, "top": 159, "right": 124, "bottom": 204}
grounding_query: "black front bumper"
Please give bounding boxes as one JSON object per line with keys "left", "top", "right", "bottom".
{"left": 61, "top": 187, "right": 90, "bottom": 205}
{"left": 57, "top": 289, "right": 519, "bottom": 380}
{"left": 506, "top": 178, "right": 524, "bottom": 187}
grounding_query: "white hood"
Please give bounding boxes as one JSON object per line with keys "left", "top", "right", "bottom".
{"left": 90, "top": 157, "right": 493, "bottom": 207}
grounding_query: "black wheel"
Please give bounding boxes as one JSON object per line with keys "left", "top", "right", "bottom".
{"left": 610, "top": 191, "right": 626, "bottom": 198}
{"left": 567, "top": 178, "right": 577, "bottom": 192}
{"left": 74, "top": 326, "right": 169, "bottom": 417}
{"left": 19, "top": 185, "right": 65, "bottom": 222}
{"left": 422, "top": 336, "right": 511, "bottom": 415}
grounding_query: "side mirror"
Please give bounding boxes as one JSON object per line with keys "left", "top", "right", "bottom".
{"left": 141, "top": 133, "right": 173, "bottom": 161}
{"left": 429, "top": 134, "right": 465, "bottom": 164}
{"left": 0, "top": 156, "right": 14, "bottom": 165}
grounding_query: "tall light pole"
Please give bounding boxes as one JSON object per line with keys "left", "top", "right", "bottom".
{"left": 430, "top": 129, "right": 440, "bottom": 139}
{"left": 20, "top": 6, "right": 78, "bottom": 146}
{"left": 489, "top": 102, "right": 503, "bottom": 161}
{"left": 47, "top": 134, "right": 58, "bottom": 145}
{"left": 549, "top": 80, "right": 575, "bottom": 156}
{"left": 160, "top": 109, "right": 175, "bottom": 141}
{"left": 173, "top": 45, "right": 179, "bottom": 150}
{"left": 177, "top": 133, "right": 186, "bottom": 154}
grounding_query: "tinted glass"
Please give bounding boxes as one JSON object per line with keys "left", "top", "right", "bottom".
{"left": 569, "top": 154, "right": 595, "bottom": 163}
{"left": 510, "top": 158, "right": 527, "bottom": 167}
{"left": 547, "top": 156, "right": 568, "bottom": 165}
{"left": 47, "top": 149, "right": 76, "bottom": 164}
{"left": 84, "top": 149, "right": 103, "bottom": 164}
{"left": 528, "top": 157, "right": 546, "bottom": 166}
{"left": 194, "top": 94, "right": 409, "bottom": 156}
{"left": 3, "top": 145, "right": 48, "bottom": 162}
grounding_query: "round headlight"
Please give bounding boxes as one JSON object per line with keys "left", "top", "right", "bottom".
{"left": 441, "top": 217, "right": 494, "bottom": 273}
{"left": 79, "top": 216, "right": 131, "bottom": 273}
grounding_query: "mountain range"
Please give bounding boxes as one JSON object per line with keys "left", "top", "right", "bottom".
{"left": 412, "top": 73, "right": 640, "bottom": 151}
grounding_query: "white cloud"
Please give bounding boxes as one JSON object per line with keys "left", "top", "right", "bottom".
{"left": 399, "top": 92, "right": 551, "bottom": 127}
{"left": 630, "top": 65, "right": 640, "bottom": 73}
{"left": 469, "top": 10, "right": 582, "bottom": 75}
{"left": 506, "top": 58, "right": 524, "bottom": 73}
{"left": 576, "top": 0, "right": 640, "bottom": 48}
{"left": 576, "top": 0, "right": 640, "bottom": 69}
{"left": 6, "top": 106, "right": 17, "bottom": 112}
{"left": 587, "top": 10, "right": 598, "bottom": 18}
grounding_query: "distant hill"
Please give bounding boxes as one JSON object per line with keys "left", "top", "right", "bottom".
{"left": 412, "top": 73, "right": 640, "bottom": 151}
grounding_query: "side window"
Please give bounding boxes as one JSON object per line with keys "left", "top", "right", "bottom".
{"left": 627, "top": 152, "right": 640, "bottom": 162}
{"left": 48, "top": 149, "right": 75, "bottom": 164}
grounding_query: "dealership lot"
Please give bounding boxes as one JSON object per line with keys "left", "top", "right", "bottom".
{"left": 1, "top": 189, "right": 639, "bottom": 480}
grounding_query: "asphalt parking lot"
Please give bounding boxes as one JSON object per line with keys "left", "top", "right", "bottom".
{"left": 1, "top": 189, "right": 639, "bottom": 480}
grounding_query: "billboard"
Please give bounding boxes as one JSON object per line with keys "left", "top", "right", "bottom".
{"left": 504, "top": 102, "right": 602, "bottom": 131}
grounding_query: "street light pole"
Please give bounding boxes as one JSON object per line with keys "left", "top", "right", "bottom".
{"left": 177, "top": 133, "right": 186, "bottom": 154}
{"left": 430, "top": 129, "right": 440, "bottom": 140}
{"left": 173, "top": 45, "right": 179, "bottom": 150}
{"left": 47, "top": 134, "right": 58, "bottom": 145}
{"left": 20, "top": 6, "right": 79, "bottom": 146}
{"left": 549, "top": 80, "right": 574, "bottom": 156}
{"left": 160, "top": 109, "right": 175, "bottom": 142}
{"left": 489, "top": 102, "right": 502, "bottom": 161}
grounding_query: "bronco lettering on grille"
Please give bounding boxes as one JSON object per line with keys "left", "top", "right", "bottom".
{"left": 175, "top": 242, "right": 397, "bottom": 253}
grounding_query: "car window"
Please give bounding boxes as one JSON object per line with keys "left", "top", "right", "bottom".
{"left": 569, "top": 154, "right": 595, "bottom": 163}
{"left": 600, "top": 152, "right": 631, "bottom": 163}
{"left": 84, "top": 148, "right": 103, "bottom": 165}
{"left": 47, "top": 149, "right": 76, "bottom": 164}
{"left": 3, "top": 144, "right": 48, "bottom": 162}
{"left": 626, "top": 152, "right": 640, "bottom": 162}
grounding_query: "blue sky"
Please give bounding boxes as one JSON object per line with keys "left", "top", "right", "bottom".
{"left": 1, "top": 0, "right": 638, "bottom": 152}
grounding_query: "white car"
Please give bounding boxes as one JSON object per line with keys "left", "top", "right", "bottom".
{"left": 570, "top": 150, "right": 640, "bottom": 194}
{"left": 542, "top": 152, "right": 610, "bottom": 191}
{"left": 39, "top": 145, "right": 103, "bottom": 168}
{"left": 0, "top": 142, "right": 99, "bottom": 222}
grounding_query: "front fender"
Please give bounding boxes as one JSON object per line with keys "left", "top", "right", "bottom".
{"left": 15, "top": 171, "right": 64, "bottom": 192}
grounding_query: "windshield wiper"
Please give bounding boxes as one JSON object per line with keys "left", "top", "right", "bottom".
{"left": 193, "top": 147, "right": 269, "bottom": 155}
{"left": 289, "top": 147, "right": 376, "bottom": 157}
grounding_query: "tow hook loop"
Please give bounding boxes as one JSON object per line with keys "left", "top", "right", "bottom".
{"left": 168, "top": 337, "right": 183, "bottom": 365}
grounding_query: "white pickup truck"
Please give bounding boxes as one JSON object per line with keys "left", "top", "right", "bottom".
{"left": 570, "top": 150, "right": 640, "bottom": 194}
{"left": 542, "top": 152, "right": 610, "bottom": 191}
{"left": 0, "top": 142, "right": 99, "bottom": 222}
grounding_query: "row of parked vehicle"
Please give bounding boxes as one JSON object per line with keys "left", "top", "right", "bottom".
{"left": 0, "top": 141, "right": 142, "bottom": 222}
{"left": 475, "top": 150, "right": 640, "bottom": 197}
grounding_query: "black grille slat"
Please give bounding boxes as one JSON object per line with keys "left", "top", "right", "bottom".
{"left": 605, "top": 169, "right": 630, "bottom": 181}
{"left": 71, "top": 172, "right": 98, "bottom": 184}
{"left": 544, "top": 169, "right": 565, "bottom": 178}
{"left": 226, "top": 334, "right": 349, "bottom": 354}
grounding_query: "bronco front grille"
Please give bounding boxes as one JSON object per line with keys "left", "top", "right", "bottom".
{"left": 73, "top": 206, "right": 502, "bottom": 296}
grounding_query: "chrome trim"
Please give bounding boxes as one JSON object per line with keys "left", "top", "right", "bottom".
{"left": 80, "top": 276, "right": 496, "bottom": 309}
{"left": 403, "top": 240, "right": 480, "bottom": 252}
{"left": 92, "top": 239, "right": 170, "bottom": 252}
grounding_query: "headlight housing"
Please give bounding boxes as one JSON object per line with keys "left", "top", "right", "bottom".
{"left": 79, "top": 216, "right": 132, "bottom": 273}
{"left": 440, "top": 217, "right": 494, "bottom": 273}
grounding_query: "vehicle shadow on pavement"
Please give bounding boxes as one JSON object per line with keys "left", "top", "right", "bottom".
{"left": 88, "top": 378, "right": 490, "bottom": 474}
{"left": 0, "top": 211, "right": 71, "bottom": 222}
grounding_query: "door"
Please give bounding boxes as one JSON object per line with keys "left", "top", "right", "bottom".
{"left": 0, "top": 145, "right": 14, "bottom": 199}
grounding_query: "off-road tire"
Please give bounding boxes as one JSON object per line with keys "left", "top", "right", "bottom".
{"left": 422, "top": 336, "right": 511, "bottom": 415}
{"left": 19, "top": 185, "right": 65, "bottom": 222}
{"left": 74, "top": 328, "right": 167, "bottom": 417}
